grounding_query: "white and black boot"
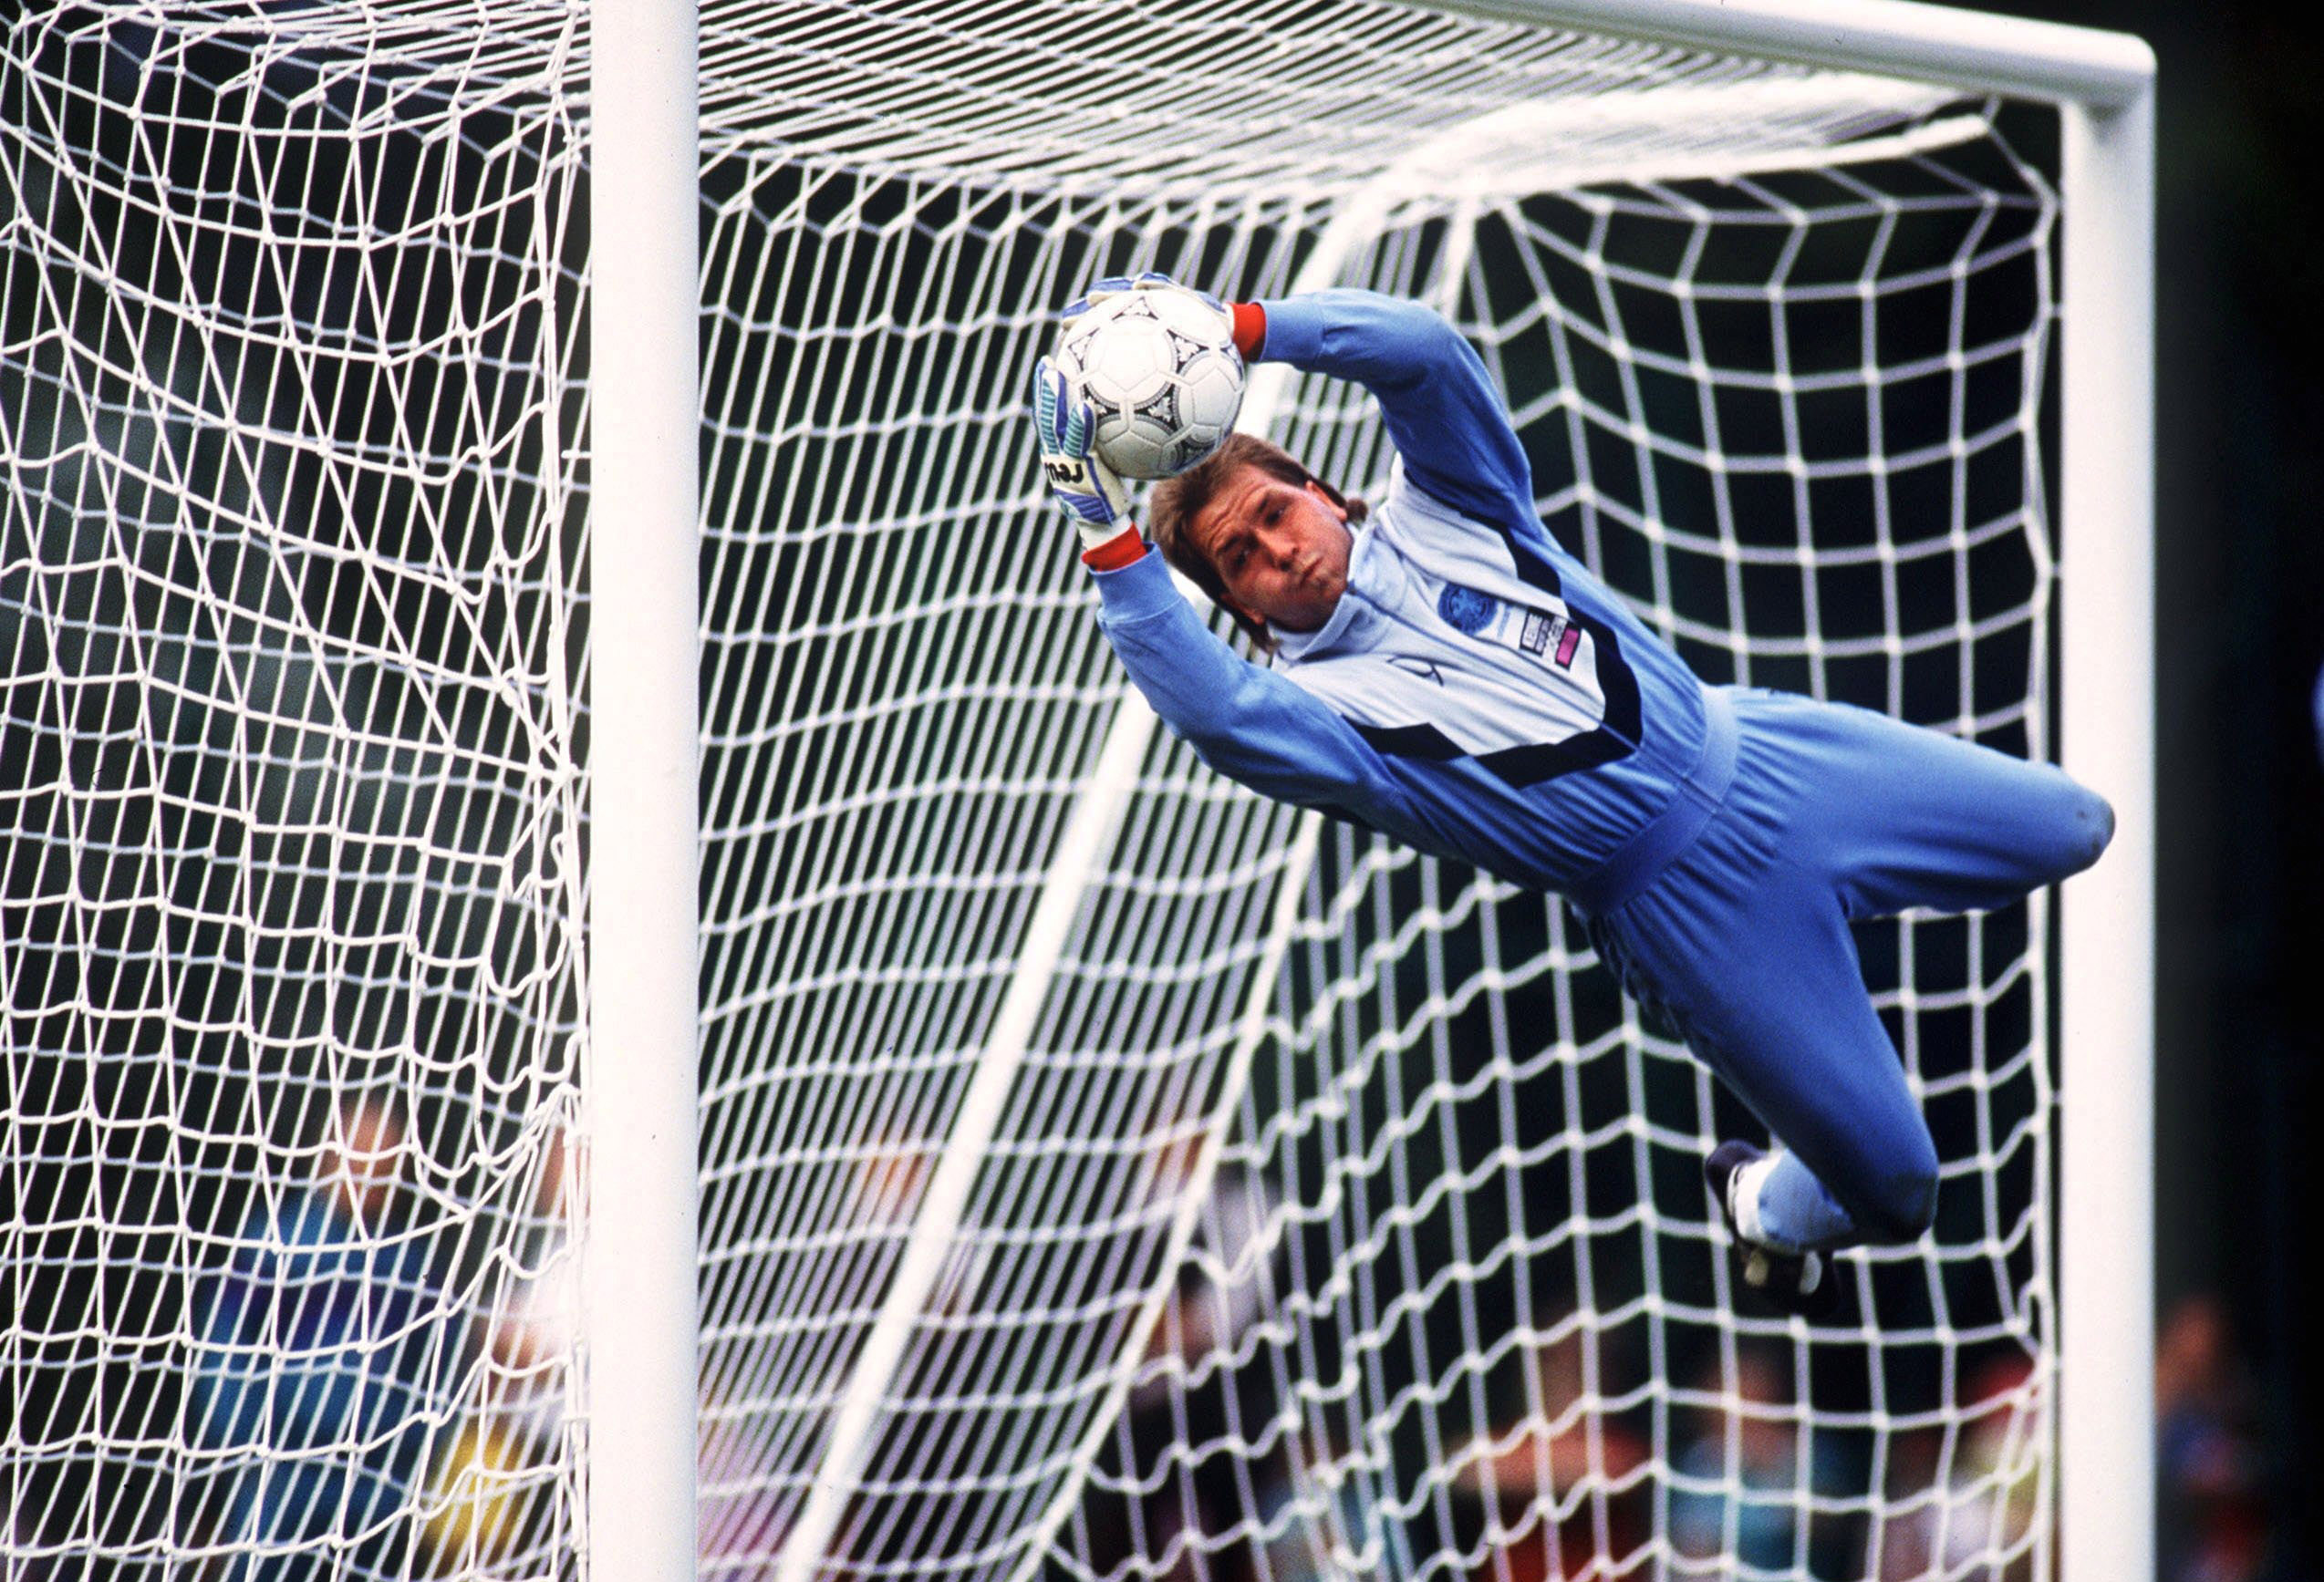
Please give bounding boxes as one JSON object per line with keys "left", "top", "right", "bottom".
{"left": 1706, "top": 1141, "right": 1832, "bottom": 1318}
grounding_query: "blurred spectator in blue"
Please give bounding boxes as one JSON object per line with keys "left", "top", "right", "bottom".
{"left": 1668, "top": 1340, "right": 1859, "bottom": 1578}
{"left": 2156, "top": 1294, "right": 2267, "bottom": 1582}
{"left": 186, "top": 1094, "right": 468, "bottom": 1581}
{"left": 2312, "top": 658, "right": 2323, "bottom": 769}
{"left": 1250, "top": 1422, "right": 1404, "bottom": 1582}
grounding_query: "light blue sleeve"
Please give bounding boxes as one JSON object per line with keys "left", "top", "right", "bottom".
{"left": 1092, "top": 552, "right": 1401, "bottom": 824}
{"left": 1253, "top": 289, "right": 1541, "bottom": 542}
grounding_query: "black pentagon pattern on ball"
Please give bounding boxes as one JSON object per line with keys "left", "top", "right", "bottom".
{"left": 1133, "top": 383, "right": 1181, "bottom": 431}
{"left": 1057, "top": 325, "right": 1098, "bottom": 377}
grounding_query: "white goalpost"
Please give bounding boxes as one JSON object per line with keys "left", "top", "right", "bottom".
{"left": 0, "top": 4, "right": 2149, "bottom": 1582}
{"left": 586, "top": 0, "right": 701, "bottom": 1576}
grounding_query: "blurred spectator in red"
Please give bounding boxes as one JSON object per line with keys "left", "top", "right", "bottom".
{"left": 1452, "top": 1316, "right": 1651, "bottom": 1582}
{"left": 2156, "top": 1294, "right": 2267, "bottom": 1582}
{"left": 1871, "top": 1353, "right": 2041, "bottom": 1581}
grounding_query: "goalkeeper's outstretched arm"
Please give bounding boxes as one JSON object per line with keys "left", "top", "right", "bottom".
{"left": 1244, "top": 289, "right": 1539, "bottom": 538}
{"left": 1028, "top": 328, "right": 1414, "bottom": 831}
{"left": 1089, "top": 549, "right": 1411, "bottom": 823}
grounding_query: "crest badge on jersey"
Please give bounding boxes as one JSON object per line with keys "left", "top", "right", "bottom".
{"left": 1437, "top": 584, "right": 1498, "bottom": 635}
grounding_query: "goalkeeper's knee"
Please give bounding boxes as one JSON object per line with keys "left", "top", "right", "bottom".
{"left": 2028, "top": 774, "right": 2116, "bottom": 884}
{"left": 1844, "top": 1145, "right": 1940, "bottom": 1246}
{"left": 2065, "top": 783, "right": 2116, "bottom": 874}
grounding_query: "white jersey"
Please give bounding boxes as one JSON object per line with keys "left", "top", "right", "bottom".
{"left": 1273, "top": 460, "right": 1622, "bottom": 764}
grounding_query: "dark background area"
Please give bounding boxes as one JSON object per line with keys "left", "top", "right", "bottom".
{"left": 0, "top": 4, "right": 2310, "bottom": 1575}
{"left": 1976, "top": 0, "right": 2324, "bottom": 1570}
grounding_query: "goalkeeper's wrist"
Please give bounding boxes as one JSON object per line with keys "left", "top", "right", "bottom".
{"left": 1080, "top": 523, "right": 1146, "bottom": 570}
{"left": 1229, "top": 301, "right": 1266, "bottom": 360}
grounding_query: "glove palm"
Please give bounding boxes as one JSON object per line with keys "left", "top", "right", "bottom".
{"left": 1031, "top": 356, "right": 1133, "bottom": 551}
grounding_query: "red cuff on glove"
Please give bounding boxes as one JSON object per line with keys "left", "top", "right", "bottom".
{"left": 1081, "top": 526, "right": 1147, "bottom": 572}
{"left": 1230, "top": 301, "right": 1267, "bottom": 360}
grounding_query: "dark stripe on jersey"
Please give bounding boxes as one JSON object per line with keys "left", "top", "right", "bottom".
{"left": 1340, "top": 490, "right": 1654, "bottom": 786}
{"left": 1476, "top": 729, "right": 1628, "bottom": 787}
{"left": 1582, "top": 611, "right": 1643, "bottom": 743}
{"left": 1499, "top": 521, "right": 1564, "bottom": 599}
{"left": 1499, "top": 509, "right": 1644, "bottom": 738}
{"left": 1470, "top": 609, "right": 1635, "bottom": 786}
{"left": 1345, "top": 599, "right": 1647, "bottom": 789}
{"left": 1352, "top": 721, "right": 1466, "bottom": 760}
{"left": 1499, "top": 523, "right": 1645, "bottom": 773}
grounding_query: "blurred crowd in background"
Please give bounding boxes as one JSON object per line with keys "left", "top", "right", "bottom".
{"left": 1992, "top": 0, "right": 2323, "bottom": 1572}
{"left": 1088, "top": 1173, "right": 2287, "bottom": 1582}
{"left": 132, "top": 1116, "right": 2293, "bottom": 1580}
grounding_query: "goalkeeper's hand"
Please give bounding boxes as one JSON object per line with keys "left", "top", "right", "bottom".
{"left": 1063, "top": 271, "right": 1233, "bottom": 344}
{"left": 1031, "top": 356, "right": 1136, "bottom": 554}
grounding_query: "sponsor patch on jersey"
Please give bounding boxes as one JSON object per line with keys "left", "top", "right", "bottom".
{"left": 1519, "top": 608, "right": 1567, "bottom": 657}
{"left": 1437, "top": 584, "right": 1498, "bottom": 635}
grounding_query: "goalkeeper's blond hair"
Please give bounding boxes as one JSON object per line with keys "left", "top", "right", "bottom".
{"left": 1145, "top": 433, "right": 1366, "bottom": 654}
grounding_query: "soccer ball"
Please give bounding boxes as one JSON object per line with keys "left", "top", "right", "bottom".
{"left": 1053, "top": 290, "right": 1244, "bottom": 481}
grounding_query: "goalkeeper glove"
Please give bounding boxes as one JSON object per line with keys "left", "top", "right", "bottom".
{"left": 1065, "top": 272, "right": 1263, "bottom": 359}
{"left": 1064, "top": 270, "right": 1230, "bottom": 336}
{"left": 1031, "top": 355, "right": 1136, "bottom": 554}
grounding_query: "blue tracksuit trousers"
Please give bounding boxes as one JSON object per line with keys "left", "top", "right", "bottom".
{"left": 1589, "top": 687, "right": 2114, "bottom": 1249}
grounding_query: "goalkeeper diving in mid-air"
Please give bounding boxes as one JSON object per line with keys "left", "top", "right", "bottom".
{"left": 1029, "top": 275, "right": 2113, "bottom": 1313}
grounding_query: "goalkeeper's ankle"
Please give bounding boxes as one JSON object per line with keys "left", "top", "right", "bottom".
{"left": 1730, "top": 1152, "right": 1783, "bottom": 1247}
{"left": 1706, "top": 1143, "right": 1831, "bottom": 1317}
{"left": 1707, "top": 1141, "right": 1805, "bottom": 1255}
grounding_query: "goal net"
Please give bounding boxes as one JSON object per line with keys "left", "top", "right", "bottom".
{"left": 0, "top": 1, "right": 2079, "bottom": 1579}
{"left": 696, "top": 6, "right": 2063, "bottom": 1582}
{"left": 1, "top": 4, "right": 587, "bottom": 1575}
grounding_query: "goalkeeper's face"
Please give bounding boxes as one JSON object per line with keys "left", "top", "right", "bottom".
{"left": 1189, "top": 467, "right": 1353, "bottom": 635}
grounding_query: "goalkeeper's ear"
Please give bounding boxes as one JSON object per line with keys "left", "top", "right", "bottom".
{"left": 1215, "top": 595, "right": 1273, "bottom": 652}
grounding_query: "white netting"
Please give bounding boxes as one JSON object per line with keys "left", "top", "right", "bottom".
{"left": 2, "top": 3, "right": 2063, "bottom": 1580}
{"left": 1, "top": 5, "right": 585, "bottom": 1577}
{"left": 692, "top": 6, "right": 2059, "bottom": 1582}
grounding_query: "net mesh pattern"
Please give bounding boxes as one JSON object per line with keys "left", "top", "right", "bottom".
{"left": 690, "top": 6, "right": 2059, "bottom": 1582}
{"left": 1, "top": 3, "right": 2059, "bottom": 1580}
{"left": 2, "top": 5, "right": 586, "bottom": 1576}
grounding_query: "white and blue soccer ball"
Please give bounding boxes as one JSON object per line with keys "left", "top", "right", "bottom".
{"left": 1053, "top": 291, "right": 1245, "bottom": 481}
